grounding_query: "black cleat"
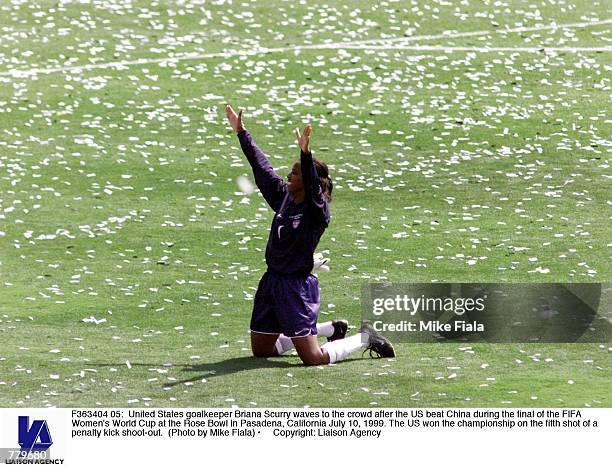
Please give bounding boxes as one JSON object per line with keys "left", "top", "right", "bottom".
{"left": 361, "top": 323, "right": 395, "bottom": 358}
{"left": 328, "top": 319, "right": 349, "bottom": 342}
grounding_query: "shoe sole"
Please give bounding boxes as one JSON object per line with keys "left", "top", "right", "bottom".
{"left": 361, "top": 324, "right": 396, "bottom": 358}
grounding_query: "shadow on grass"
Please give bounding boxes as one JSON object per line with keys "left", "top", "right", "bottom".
{"left": 169, "top": 355, "right": 365, "bottom": 387}
{"left": 91, "top": 356, "right": 300, "bottom": 388}
{"left": 168, "top": 356, "right": 299, "bottom": 387}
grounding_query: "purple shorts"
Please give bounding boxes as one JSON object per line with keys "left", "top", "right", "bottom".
{"left": 250, "top": 270, "right": 320, "bottom": 338}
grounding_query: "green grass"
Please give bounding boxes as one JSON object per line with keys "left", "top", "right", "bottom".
{"left": 0, "top": 0, "right": 610, "bottom": 408}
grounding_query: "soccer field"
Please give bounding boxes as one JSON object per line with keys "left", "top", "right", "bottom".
{"left": 0, "top": 0, "right": 610, "bottom": 408}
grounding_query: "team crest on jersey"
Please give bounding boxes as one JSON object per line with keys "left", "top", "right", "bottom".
{"left": 289, "top": 214, "right": 303, "bottom": 229}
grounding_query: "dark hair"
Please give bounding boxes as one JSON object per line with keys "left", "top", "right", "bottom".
{"left": 313, "top": 158, "right": 333, "bottom": 202}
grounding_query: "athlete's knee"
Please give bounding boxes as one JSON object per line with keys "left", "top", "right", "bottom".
{"left": 252, "top": 348, "right": 277, "bottom": 358}
{"left": 300, "top": 356, "right": 321, "bottom": 366}
{"left": 298, "top": 350, "right": 328, "bottom": 366}
{"left": 251, "top": 344, "right": 277, "bottom": 358}
{"left": 250, "top": 333, "right": 279, "bottom": 358}
{"left": 251, "top": 340, "right": 277, "bottom": 358}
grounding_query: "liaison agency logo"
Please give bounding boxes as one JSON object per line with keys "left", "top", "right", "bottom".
{"left": 19, "top": 416, "right": 53, "bottom": 452}
{"left": 1, "top": 412, "right": 65, "bottom": 465}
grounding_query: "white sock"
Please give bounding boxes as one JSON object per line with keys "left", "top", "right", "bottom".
{"left": 321, "top": 333, "right": 364, "bottom": 364}
{"left": 275, "top": 321, "right": 336, "bottom": 355}
{"left": 275, "top": 335, "right": 295, "bottom": 355}
{"left": 317, "top": 321, "right": 334, "bottom": 337}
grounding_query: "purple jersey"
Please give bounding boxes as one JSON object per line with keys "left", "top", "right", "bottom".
{"left": 238, "top": 130, "right": 330, "bottom": 276}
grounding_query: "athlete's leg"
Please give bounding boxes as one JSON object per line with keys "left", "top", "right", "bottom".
{"left": 291, "top": 336, "right": 330, "bottom": 366}
{"left": 274, "top": 334, "right": 295, "bottom": 355}
{"left": 321, "top": 333, "right": 364, "bottom": 363}
{"left": 292, "top": 330, "right": 374, "bottom": 365}
{"left": 292, "top": 325, "right": 394, "bottom": 365}
{"left": 275, "top": 320, "right": 348, "bottom": 355}
{"left": 250, "top": 272, "right": 283, "bottom": 357}
{"left": 322, "top": 324, "right": 395, "bottom": 362}
{"left": 316, "top": 321, "right": 335, "bottom": 337}
{"left": 251, "top": 331, "right": 280, "bottom": 357}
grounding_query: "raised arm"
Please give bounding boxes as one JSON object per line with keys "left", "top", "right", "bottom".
{"left": 226, "top": 105, "right": 287, "bottom": 212}
{"left": 295, "top": 124, "right": 329, "bottom": 226}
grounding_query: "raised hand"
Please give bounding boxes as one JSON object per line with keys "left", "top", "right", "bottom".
{"left": 294, "top": 124, "right": 311, "bottom": 153}
{"left": 226, "top": 104, "right": 245, "bottom": 133}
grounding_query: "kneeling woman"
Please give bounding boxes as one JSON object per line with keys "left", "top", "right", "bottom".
{"left": 226, "top": 104, "right": 394, "bottom": 365}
